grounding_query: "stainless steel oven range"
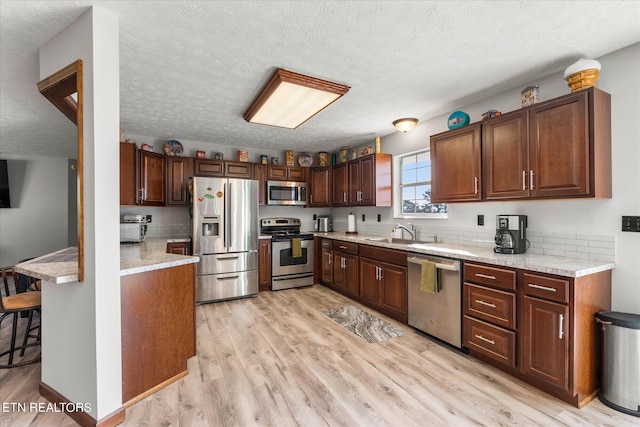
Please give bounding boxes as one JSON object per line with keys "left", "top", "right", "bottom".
{"left": 261, "top": 218, "right": 315, "bottom": 290}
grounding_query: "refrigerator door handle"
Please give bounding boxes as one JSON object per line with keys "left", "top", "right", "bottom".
{"left": 223, "top": 182, "right": 227, "bottom": 248}
{"left": 227, "top": 182, "right": 232, "bottom": 249}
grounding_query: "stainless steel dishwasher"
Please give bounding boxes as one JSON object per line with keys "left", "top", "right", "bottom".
{"left": 407, "top": 254, "right": 462, "bottom": 349}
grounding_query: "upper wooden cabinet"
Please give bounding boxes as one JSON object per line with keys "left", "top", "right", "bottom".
{"left": 139, "top": 151, "right": 166, "bottom": 206}
{"left": 434, "top": 87, "right": 611, "bottom": 203}
{"left": 347, "top": 154, "right": 392, "bottom": 207}
{"left": 267, "top": 165, "right": 306, "bottom": 182}
{"left": 484, "top": 88, "right": 611, "bottom": 200}
{"left": 332, "top": 164, "right": 348, "bottom": 207}
{"left": 166, "top": 156, "right": 194, "bottom": 206}
{"left": 120, "top": 142, "right": 138, "bottom": 206}
{"left": 120, "top": 142, "right": 166, "bottom": 206}
{"left": 308, "top": 167, "right": 332, "bottom": 207}
{"left": 194, "top": 159, "right": 252, "bottom": 179}
{"left": 254, "top": 164, "right": 267, "bottom": 205}
{"left": 431, "top": 123, "right": 483, "bottom": 203}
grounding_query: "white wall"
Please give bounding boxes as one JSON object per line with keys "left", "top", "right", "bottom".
{"left": 38, "top": 6, "right": 121, "bottom": 421}
{"left": 377, "top": 43, "right": 640, "bottom": 314}
{"left": 0, "top": 155, "right": 69, "bottom": 267}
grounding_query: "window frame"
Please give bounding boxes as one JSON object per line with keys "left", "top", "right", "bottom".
{"left": 393, "top": 148, "right": 447, "bottom": 219}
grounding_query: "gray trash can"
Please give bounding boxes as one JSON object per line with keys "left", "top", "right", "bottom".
{"left": 596, "top": 311, "right": 640, "bottom": 417}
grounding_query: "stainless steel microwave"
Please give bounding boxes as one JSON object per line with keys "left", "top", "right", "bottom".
{"left": 267, "top": 181, "right": 307, "bottom": 206}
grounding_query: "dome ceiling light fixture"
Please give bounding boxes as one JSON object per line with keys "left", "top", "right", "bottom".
{"left": 243, "top": 68, "right": 350, "bottom": 129}
{"left": 393, "top": 118, "right": 418, "bottom": 133}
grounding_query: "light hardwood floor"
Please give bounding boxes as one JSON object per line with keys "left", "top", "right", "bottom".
{"left": 1, "top": 285, "right": 637, "bottom": 426}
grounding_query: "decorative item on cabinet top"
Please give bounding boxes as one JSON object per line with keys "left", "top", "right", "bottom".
{"left": 285, "top": 150, "right": 295, "bottom": 166}
{"left": 361, "top": 146, "right": 374, "bottom": 156}
{"left": 163, "top": 139, "right": 184, "bottom": 156}
{"left": 196, "top": 150, "right": 206, "bottom": 159}
{"left": 447, "top": 111, "right": 470, "bottom": 130}
{"left": 521, "top": 86, "right": 539, "bottom": 107}
{"left": 237, "top": 150, "right": 248, "bottom": 162}
{"left": 140, "top": 143, "right": 154, "bottom": 152}
{"left": 298, "top": 153, "right": 313, "bottom": 167}
{"left": 317, "top": 152, "right": 328, "bottom": 166}
{"left": 563, "top": 58, "right": 601, "bottom": 93}
{"left": 481, "top": 110, "right": 502, "bottom": 120}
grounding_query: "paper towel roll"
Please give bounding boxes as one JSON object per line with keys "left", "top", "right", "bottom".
{"left": 347, "top": 213, "right": 356, "bottom": 232}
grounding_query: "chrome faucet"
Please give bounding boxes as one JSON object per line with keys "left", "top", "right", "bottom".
{"left": 396, "top": 223, "right": 415, "bottom": 240}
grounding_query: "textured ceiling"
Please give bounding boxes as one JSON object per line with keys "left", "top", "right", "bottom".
{"left": 1, "top": 1, "right": 639, "bottom": 159}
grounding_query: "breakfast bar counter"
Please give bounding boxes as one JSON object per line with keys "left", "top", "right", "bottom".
{"left": 14, "top": 238, "right": 198, "bottom": 283}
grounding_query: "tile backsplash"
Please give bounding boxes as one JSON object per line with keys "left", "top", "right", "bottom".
{"left": 332, "top": 219, "right": 616, "bottom": 263}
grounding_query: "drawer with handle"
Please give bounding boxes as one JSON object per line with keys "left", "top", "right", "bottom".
{"left": 332, "top": 240, "right": 359, "bottom": 255}
{"left": 522, "top": 272, "right": 569, "bottom": 303}
{"left": 464, "top": 283, "right": 516, "bottom": 329}
{"left": 464, "top": 316, "right": 516, "bottom": 368}
{"left": 321, "top": 239, "right": 333, "bottom": 249}
{"left": 464, "top": 263, "right": 516, "bottom": 291}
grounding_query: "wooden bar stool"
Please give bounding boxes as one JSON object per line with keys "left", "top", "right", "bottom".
{"left": 0, "top": 266, "right": 41, "bottom": 368}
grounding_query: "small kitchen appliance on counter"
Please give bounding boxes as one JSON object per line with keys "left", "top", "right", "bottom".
{"left": 494, "top": 215, "right": 528, "bottom": 254}
{"left": 120, "top": 214, "right": 148, "bottom": 244}
{"left": 315, "top": 215, "right": 333, "bottom": 232}
{"left": 261, "top": 218, "right": 315, "bottom": 290}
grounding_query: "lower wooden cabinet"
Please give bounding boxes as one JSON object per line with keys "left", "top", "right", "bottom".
{"left": 360, "top": 256, "right": 407, "bottom": 322}
{"left": 120, "top": 263, "right": 195, "bottom": 404}
{"left": 463, "top": 261, "right": 611, "bottom": 408}
{"left": 320, "top": 239, "right": 333, "bottom": 285}
{"left": 166, "top": 242, "right": 191, "bottom": 255}
{"left": 258, "top": 239, "right": 271, "bottom": 291}
{"left": 316, "top": 240, "right": 409, "bottom": 323}
{"left": 521, "top": 295, "right": 570, "bottom": 390}
{"left": 333, "top": 251, "right": 359, "bottom": 297}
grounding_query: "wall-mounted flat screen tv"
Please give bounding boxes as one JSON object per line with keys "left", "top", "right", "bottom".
{"left": 0, "top": 159, "right": 11, "bottom": 208}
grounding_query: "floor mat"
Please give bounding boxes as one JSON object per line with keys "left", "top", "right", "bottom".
{"left": 323, "top": 305, "right": 405, "bottom": 343}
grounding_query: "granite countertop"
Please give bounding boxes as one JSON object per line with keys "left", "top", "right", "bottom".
{"left": 14, "top": 237, "right": 199, "bottom": 284}
{"left": 315, "top": 232, "right": 614, "bottom": 278}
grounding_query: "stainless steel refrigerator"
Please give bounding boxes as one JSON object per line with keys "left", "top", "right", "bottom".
{"left": 191, "top": 177, "right": 258, "bottom": 303}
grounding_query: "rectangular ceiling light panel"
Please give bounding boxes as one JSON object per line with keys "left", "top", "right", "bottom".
{"left": 244, "top": 68, "right": 350, "bottom": 129}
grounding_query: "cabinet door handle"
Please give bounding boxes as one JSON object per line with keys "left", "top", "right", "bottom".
{"left": 138, "top": 188, "right": 144, "bottom": 204}
{"left": 376, "top": 266, "right": 380, "bottom": 280}
{"left": 527, "top": 283, "right": 557, "bottom": 292}
{"left": 559, "top": 314, "right": 565, "bottom": 340}
{"left": 530, "top": 170, "right": 535, "bottom": 190}
{"left": 341, "top": 257, "right": 346, "bottom": 269}
{"left": 378, "top": 266, "right": 383, "bottom": 281}
{"left": 474, "top": 176, "right": 479, "bottom": 194}
{"left": 343, "top": 192, "right": 347, "bottom": 203}
{"left": 310, "top": 194, "right": 313, "bottom": 204}
{"left": 475, "top": 299, "right": 496, "bottom": 308}
{"left": 522, "top": 170, "right": 527, "bottom": 190}
{"left": 474, "top": 334, "right": 495, "bottom": 345}
{"left": 475, "top": 273, "right": 496, "bottom": 280}
{"left": 328, "top": 253, "right": 331, "bottom": 264}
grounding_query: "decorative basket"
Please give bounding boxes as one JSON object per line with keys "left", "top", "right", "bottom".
{"left": 566, "top": 69, "right": 600, "bottom": 92}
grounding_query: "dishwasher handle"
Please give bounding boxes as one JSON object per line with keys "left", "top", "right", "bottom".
{"left": 407, "top": 256, "right": 460, "bottom": 271}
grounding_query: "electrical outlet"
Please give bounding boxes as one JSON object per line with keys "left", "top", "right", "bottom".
{"left": 377, "top": 214, "right": 381, "bottom": 222}
{"left": 146, "top": 215, "right": 152, "bottom": 223}
{"left": 477, "top": 214, "right": 484, "bottom": 226}
{"left": 622, "top": 216, "right": 640, "bottom": 232}
{"left": 362, "top": 214, "right": 365, "bottom": 222}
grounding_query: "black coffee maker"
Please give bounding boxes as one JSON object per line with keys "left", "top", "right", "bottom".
{"left": 494, "top": 215, "right": 528, "bottom": 254}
